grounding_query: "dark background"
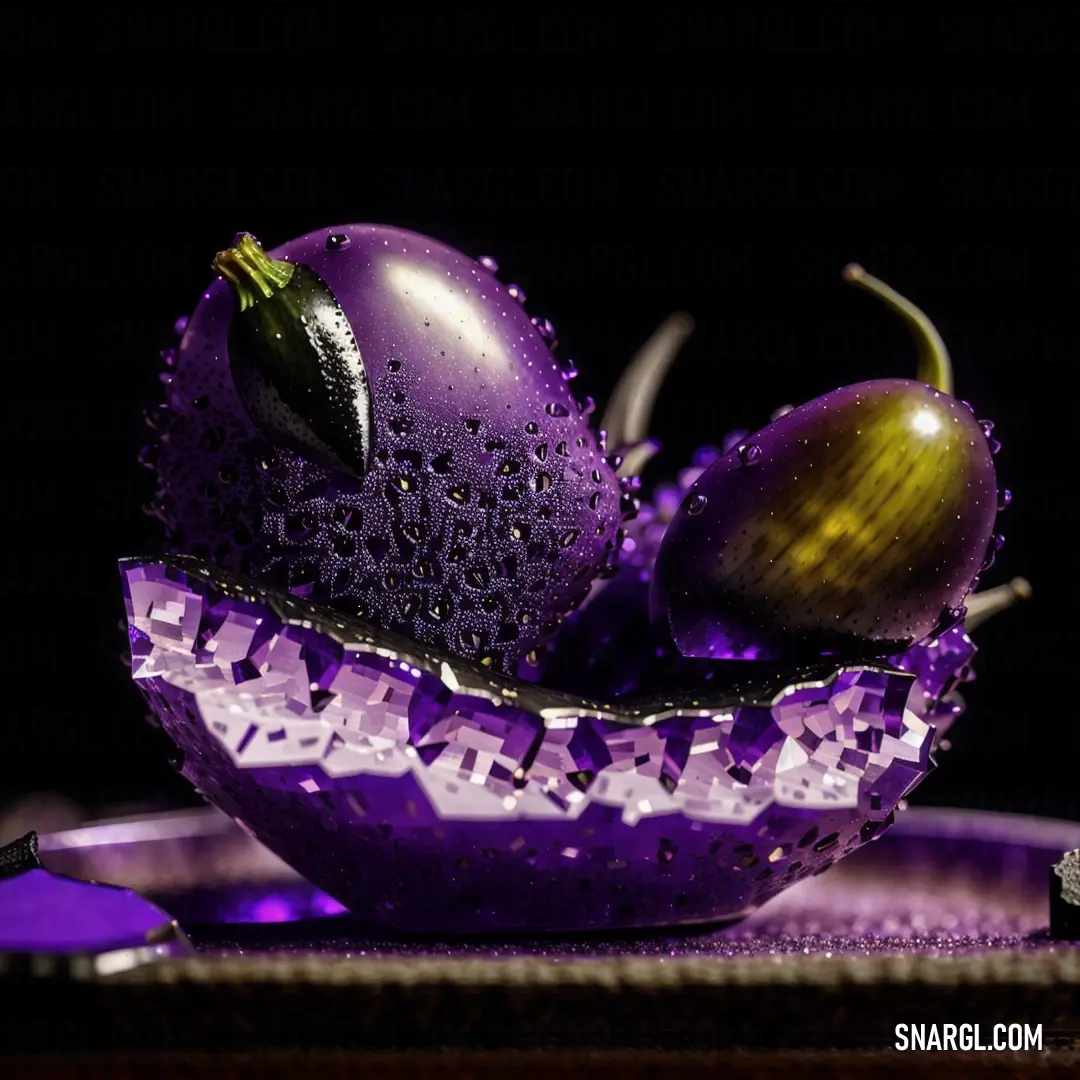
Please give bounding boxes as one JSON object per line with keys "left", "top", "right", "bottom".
{"left": 1, "top": 5, "right": 1076, "bottom": 828}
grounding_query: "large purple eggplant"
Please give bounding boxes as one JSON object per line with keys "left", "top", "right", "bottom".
{"left": 144, "top": 227, "right": 631, "bottom": 676}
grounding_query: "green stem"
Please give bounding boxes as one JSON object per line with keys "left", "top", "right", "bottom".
{"left": 964, "top": 577, "right": 1032, "bottom": 632}
{"left": 600, "top": 311, "right": 695, "bottom": 469}
{"left": 842, "top": 264, "right": 954, "bottom": 396}
{"left": 212, "top": 233, "right": 294, "bottom": 311}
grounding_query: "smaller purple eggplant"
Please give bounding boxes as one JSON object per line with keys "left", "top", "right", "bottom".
{"left": 651, "top": 266, "right": 1001, "bottom": 663}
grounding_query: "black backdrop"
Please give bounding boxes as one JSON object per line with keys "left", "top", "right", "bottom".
{"left": 2, "top": 6, "right": 1076, "bottom": 824}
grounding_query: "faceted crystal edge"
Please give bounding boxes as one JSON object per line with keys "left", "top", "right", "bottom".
{"left": 119, "top": 554, "right": 916, "bottom": 725}
{"left": 117, "top": 554, "right": 936, "bottom": 931}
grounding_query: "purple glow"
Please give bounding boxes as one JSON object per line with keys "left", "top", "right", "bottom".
{"left": 250, "top": 896, "right": 294, "bottom": 923}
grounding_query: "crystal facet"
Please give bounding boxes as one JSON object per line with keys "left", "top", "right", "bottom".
{"left": 121, "top": 554, "right": 933, "bottom": 933}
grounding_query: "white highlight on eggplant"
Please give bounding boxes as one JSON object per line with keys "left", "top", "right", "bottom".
{"left": 386, "top": 259, "right": 504, "bottom": 371}
{"left": 911, "top": 406, "right": 943, "bottom": 437}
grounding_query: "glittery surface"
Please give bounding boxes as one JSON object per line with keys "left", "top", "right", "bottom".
{"left": 145, "top": 226, "right": 631, "bottom": 675}
{"left": 122, "top": 554, "right": 934, "bottom": 933}
{"left": 185, "top": 872, "right": 1055, "bottom": 958}
{"left": 651, "top": 382, "right": 999, "bottom": 662}
{"left": 39, "top": 807, "right": 1080, "bottom": 962}
{"left": 1051, "top": 848, "right": 1080, "bottom": 940}
{"left": 0, "top": 830, "right": 41, "bottom": 880}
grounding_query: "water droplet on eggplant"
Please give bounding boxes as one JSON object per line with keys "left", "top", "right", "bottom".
{"left": 531, "top": 316, "right": 557, "bottom": 344}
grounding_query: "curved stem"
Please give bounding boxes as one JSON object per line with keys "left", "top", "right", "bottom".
{"left": 842, "top": 264, "right": 954, "bottom": 396}
{"left": 617, "top": 438, "right": 663, "bottom": 480}
{"left": 964, "top": 577, "right": 1032, "bottom": 632}
{"left": 212, "top": 233, "right": 294, "bottom": 311}
{"left": 601, "top": 311, "right": 695, "bottom": 465}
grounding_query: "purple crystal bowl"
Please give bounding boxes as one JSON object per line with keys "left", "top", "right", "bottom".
{"left": 121, "top": 555, "right": 935, "bottom": 934}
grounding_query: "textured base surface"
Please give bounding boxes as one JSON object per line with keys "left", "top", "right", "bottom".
{"left": 15, "top": 808, "right": 1080, "bottom": 1055}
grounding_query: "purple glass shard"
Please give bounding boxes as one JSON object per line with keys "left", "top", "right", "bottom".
{"left": 888, "top": 623, "right": 977, "bottom": 738}
{"left": 0, "top": 866, "right": 181, "bottom": 955}
{"left": 119, "top": 554, "right": 934, "bottom": 933}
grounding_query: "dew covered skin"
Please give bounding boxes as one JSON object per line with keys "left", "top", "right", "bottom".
{"left": 651, "top": 381, "right": 1000, "bottom": 663}
{"left": 541, "top": 442, "right": 997, "bottom": 738}
{"left": 144, "top": 226, "right": 626, "bottom": 674}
